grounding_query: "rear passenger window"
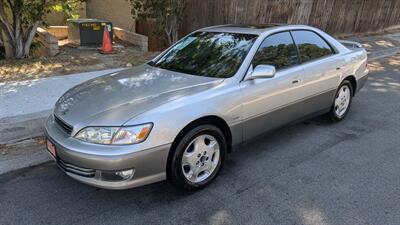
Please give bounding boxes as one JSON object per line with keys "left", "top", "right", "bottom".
{"left": 252, "top": 32, "right": 299, "bottom": 70}
{"left": 291, "top": 30, "right": 333, "bottom": 63}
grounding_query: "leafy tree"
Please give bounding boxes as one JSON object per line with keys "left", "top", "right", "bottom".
{"left": 52, "top": 0, "right": 85, "bottom": 20}
{"left": 129, "top": 0, "right": 187, "bottom": 45}
{"left": 0, "top": 0, "right": 84, "bottom": 59}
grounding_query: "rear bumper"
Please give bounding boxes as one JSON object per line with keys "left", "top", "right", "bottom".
{"left": 356, "top": 70, "right": 369, "bottom": 93}
{"left": 45, "top": 116, "right": 171, "bottom": 190}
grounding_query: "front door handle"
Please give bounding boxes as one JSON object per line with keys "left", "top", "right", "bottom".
{"left": 292, "top": 80, "right": 299, "bottom": 84}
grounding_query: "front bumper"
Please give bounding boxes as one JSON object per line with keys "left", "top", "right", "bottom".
{"left": 45, "top": 116, "right": 171, "bottom": 190}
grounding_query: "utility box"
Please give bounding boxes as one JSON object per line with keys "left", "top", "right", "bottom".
{"left": 68, "top": 19, "right": 113, "bottom": 46}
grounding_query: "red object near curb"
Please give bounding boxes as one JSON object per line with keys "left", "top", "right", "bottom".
{"left": 101, "top": 26, "right": 113, "bottom": 54}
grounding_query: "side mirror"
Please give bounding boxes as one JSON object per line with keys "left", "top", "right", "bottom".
{"left": 249, "top": 65, "right": 276, "bottom": 79}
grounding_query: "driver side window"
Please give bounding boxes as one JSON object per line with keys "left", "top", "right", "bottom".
{"left": 252, "top": 32, "right": 300, "bottom": 70}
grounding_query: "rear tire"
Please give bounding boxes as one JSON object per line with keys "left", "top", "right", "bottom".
{"left": 328, "top": 80, "right": 353, "bottom": 122}
{"left": 169, "top": 125, "right": 226, "bottom": 191}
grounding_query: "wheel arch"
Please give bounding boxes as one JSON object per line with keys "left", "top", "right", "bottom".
{"left": 166, "top": 115, "right": 232, "bottom": 179}
{"left": 343, "top": 75, "right": 357, "bottom": 96}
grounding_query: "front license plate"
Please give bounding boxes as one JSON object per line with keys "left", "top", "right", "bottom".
{"left": 46, "top": 139, "right": 56, "bottom": 157}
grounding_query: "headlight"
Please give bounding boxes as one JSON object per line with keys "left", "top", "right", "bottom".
{"left": 75, "top": 123, "right": 153, "bottom": 145}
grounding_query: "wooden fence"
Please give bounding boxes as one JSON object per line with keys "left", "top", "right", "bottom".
{"left": 181, "top": 0, "right": 400, "bottom": 36}
{"left": 136, "top": 19, "right": 167, "bottom": 51}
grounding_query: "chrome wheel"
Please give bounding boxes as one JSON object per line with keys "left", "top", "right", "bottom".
{"left": 181, "top": 134, "right": 220, "bottom": 183}
{"left": 334, "top": 85, "right": 351, "bottom": 117}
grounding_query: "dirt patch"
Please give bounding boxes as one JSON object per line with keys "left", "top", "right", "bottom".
{"left": 0, "top": 41, "right": 158, "bottom": 83}
{"left": 0, "top": 136, "right": 45, "bottom": 156}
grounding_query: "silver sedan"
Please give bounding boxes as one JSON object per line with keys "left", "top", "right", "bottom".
{"left": 45, "top": 24, "right": 368, "bottom": 190}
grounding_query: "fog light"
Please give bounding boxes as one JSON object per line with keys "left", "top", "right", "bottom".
{"left": 101, "top": 169, "right": 135, "bottom": 181}
{"left": 115, "top": 169, "right": 134, "bottom": 180}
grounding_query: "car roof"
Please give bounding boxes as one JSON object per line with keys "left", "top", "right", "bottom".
{"left": 199, "top": 24, "right": 310, "bottom": 35}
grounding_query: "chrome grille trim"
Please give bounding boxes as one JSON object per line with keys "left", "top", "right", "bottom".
{"left": 57, "top": 158, "right": 95, "bottom": 178}
{"left": 54, "top": 114, "right": 73, "bottom": 135}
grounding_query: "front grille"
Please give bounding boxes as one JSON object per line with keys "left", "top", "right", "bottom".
{"left": 54, "top": 114, "right": 73, "bottom": 135}
{"left": 57, "top": 158, "right": 95, "bottom": 178}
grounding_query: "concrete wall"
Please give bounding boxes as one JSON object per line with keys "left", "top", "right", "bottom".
{"left": 46, "top": 11, "right": 67, "bottom": 26}
{"left": 113, "top": 27, "right": 148, "bottom": 51}
{"left": 43, "top": 26, "right": 148, "bottom": 52}
{"left": 46, "top": 26, "right": 68, "bottom": 40}
{"left": 32, "top": 28, "right": 59, "bottom": 57}
{"left": 86, "top": 0, "right": 136, "bottom": 32}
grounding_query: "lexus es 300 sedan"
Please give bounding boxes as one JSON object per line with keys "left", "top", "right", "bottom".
{"left": 45, "top": 24, "right": 368, "bottom": 190}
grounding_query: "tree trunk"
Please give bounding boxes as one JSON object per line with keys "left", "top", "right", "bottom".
{"left": 0, "top": 0, "right": 41, "bottom": 59}
{"left": 164, "top": 28, "right": 172, "bottom": 46}
{"left": 171, "top": 27, "right": 178, "bottom": 44}
{"left": 21, "top": 22, "right": 39, "bottom": 58}
{"left": 14, "top": 38, "right": 23, "bottom": 58}
{"left": 1, "top": 22, "right": 39, "bottom": 58}
{"left": 165, "top": 16, "right": 179, "bottom": 45}
{"left": 1, "top": 30, "right": 13, "bottom": 58}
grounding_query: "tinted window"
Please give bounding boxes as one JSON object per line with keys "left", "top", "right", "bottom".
{"left": 291, "top": 30, "right": 333, "bottom": 63}
{"left": 252, "top": 32, "right": 299, "bottom": 70}
{"left": 150, "top": 32, "right": 257, "bottom": 78}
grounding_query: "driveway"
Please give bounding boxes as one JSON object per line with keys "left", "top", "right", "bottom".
{"left": 1, "top": 55, "right": 399, "bottom": 225}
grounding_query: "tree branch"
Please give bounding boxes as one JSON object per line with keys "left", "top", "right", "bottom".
{"left": 5, "top": 0, "right": 12, "bottom": 8}
{"left": 164, "top": 27, "right": 172, "bottom": 45}
{"left": 0, "top": 0, "right": 15, "bottom": 45}
{"left": 12, "top": 2, "right": 21, "bottom": 44}
{"left": 22, "top": 21, "right": 39, "bottom": 57}
{"left": 24, "top": 21, "right": 39, "bottom": 44}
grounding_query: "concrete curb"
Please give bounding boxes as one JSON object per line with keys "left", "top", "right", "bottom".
{"left": 0, "top": 140, "right": 52, "bottom": 175}
{"left": 0, "top": 110, "right": 49, "bottom": 144}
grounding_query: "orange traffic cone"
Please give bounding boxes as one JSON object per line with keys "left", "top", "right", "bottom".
{"left": 101, "top": 26, "right": 113, "bottom": 54}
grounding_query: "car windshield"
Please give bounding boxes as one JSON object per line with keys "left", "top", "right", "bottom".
{"left": 149, "top": 32, "right": 257, "bottom": 78}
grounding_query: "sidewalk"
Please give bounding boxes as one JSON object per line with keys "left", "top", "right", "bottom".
{"left": 0, "top": 68, "right": 125, "bottom": 144}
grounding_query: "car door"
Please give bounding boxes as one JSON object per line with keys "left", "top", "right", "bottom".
{"left": 290, "top": 30, "right": 344, "bottom": 113}
{"left": 239, "top": 31, "right": 307, "bottom": 141}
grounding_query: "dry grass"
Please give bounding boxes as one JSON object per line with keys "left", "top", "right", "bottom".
{"left": 0, "top": 42, "right": 158, "bottom": 83}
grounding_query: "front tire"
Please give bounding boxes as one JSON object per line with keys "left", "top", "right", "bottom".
{"left": 328, "top": 80, "right": 353, "bottom": 122}
{"left": 169, "top": 125, "right": 227, "bottom": 191}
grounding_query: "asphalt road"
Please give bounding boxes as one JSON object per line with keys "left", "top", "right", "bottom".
{"left": 1, "top": 56, "right": 400, "bottom": 225}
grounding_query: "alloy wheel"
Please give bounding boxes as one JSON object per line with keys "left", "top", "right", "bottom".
{"left": 334, "top": 85, "right": 351, "bottom": 117}
{"left": 181, "top": 134, "right": 220, "bottom": 183}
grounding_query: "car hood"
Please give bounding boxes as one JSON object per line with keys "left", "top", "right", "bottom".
{"left": 54, "top": 65, "right": 223, "bottom": 129}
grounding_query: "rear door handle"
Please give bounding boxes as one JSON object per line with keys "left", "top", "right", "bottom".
{"left": 336, "top": 67, "right": 341, "bottom": 70}
{"left": 292, "top": 80, "right": 299, "bottom": 84}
